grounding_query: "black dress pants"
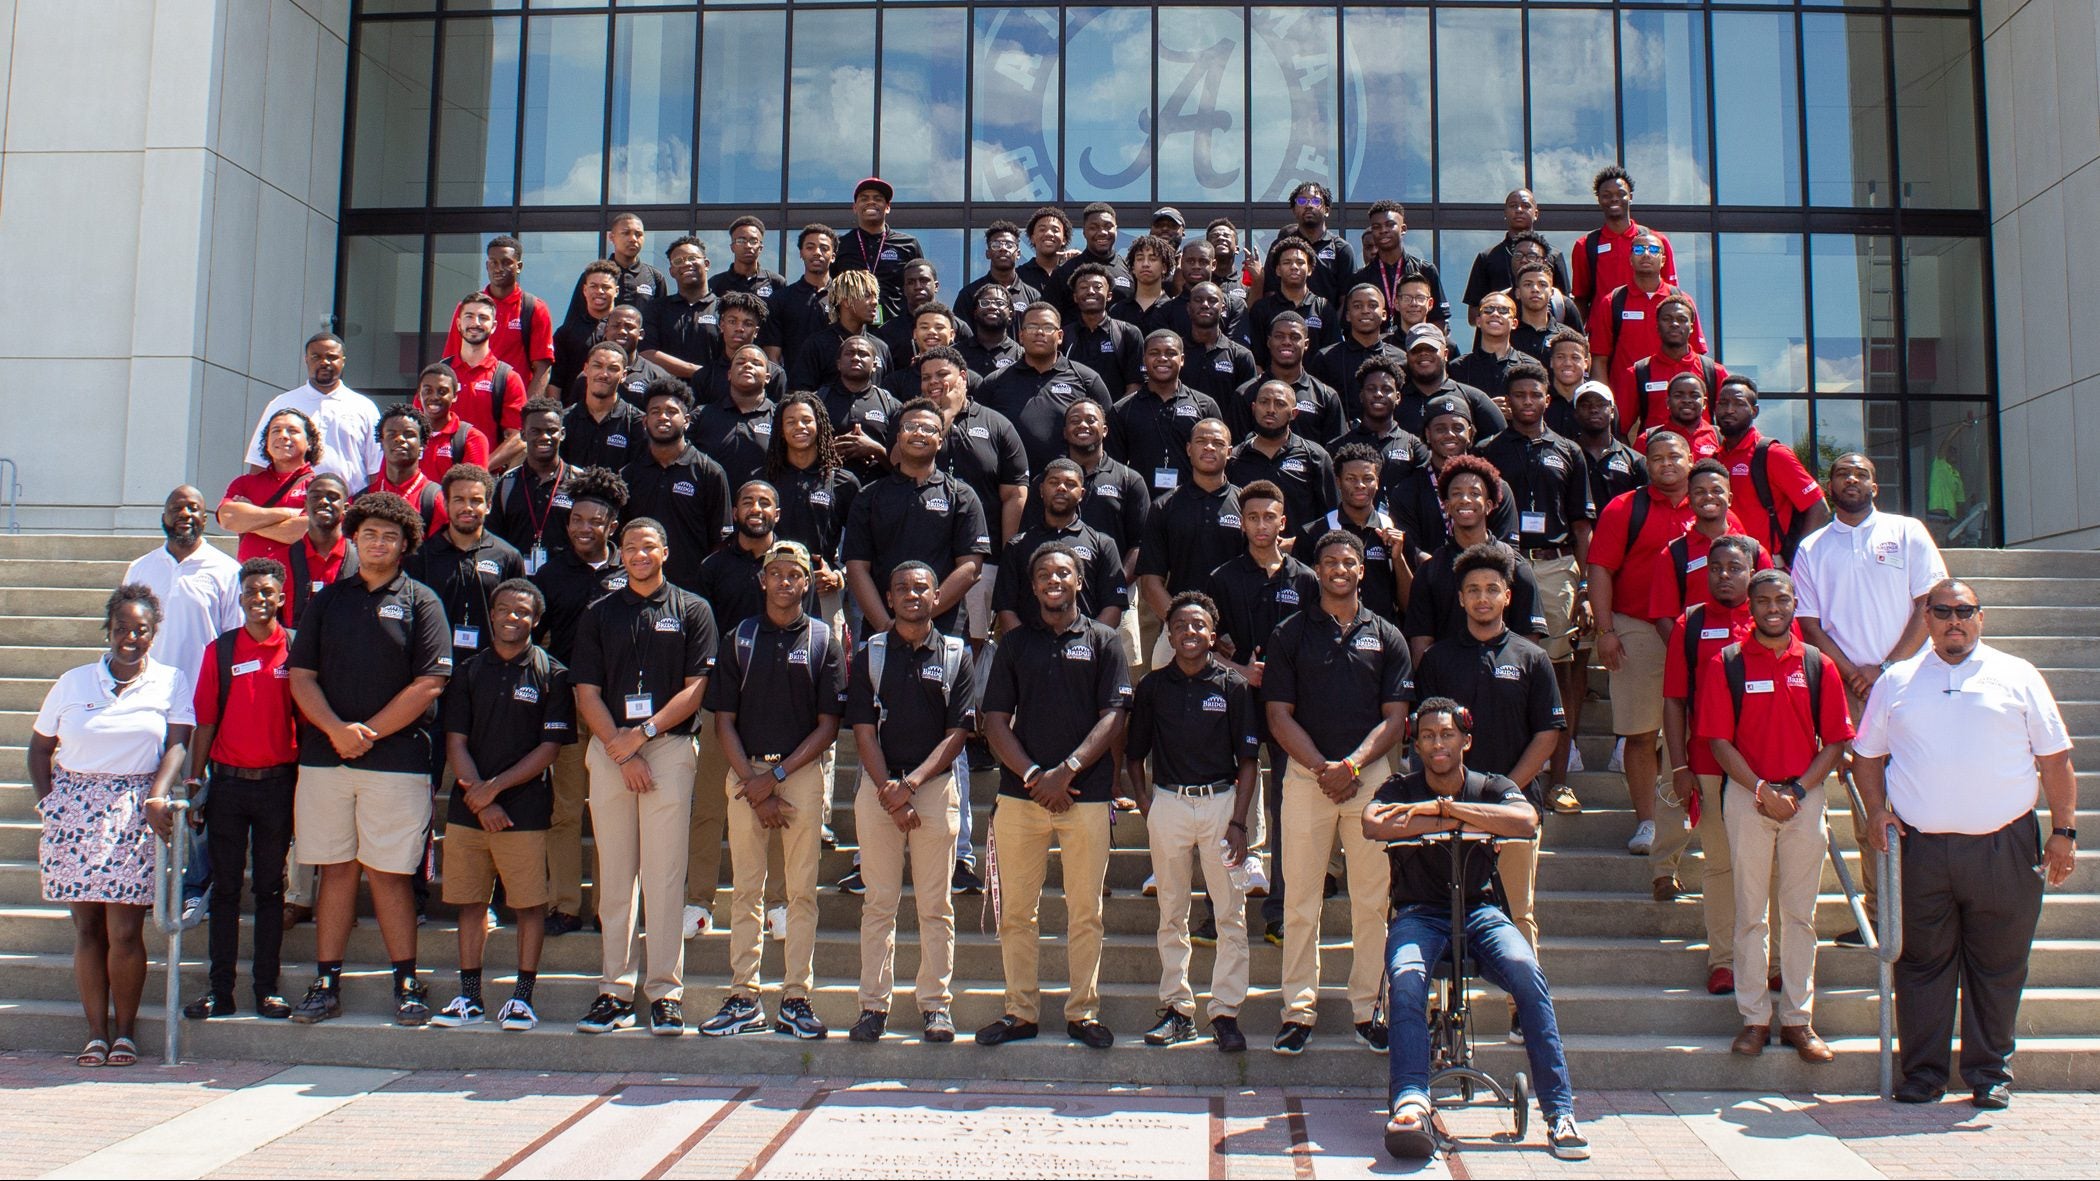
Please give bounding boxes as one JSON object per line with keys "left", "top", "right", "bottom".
{"left": 204, "top": 771, "right": 297, "bottom": 999}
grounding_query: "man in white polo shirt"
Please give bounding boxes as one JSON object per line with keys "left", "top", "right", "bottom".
{"left": 244, "top": 333, "right": 384, "bottom": 491}
{"left": 1853, "top": 577, "right": 2077, "bottom": 1110}
{"left": 121, "top": 486, "right": 244, "bottom": 680}
{"left": 1789, "top": 451, "right": 1944, "bottom": 941}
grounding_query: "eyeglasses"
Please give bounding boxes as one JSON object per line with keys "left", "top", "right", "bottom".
{"left": 1479, "top": 306, "right": 1515, "bottom": 318}
{"left": 1927, "top": 604, "right": 1981, "bottom": 620}
{"left": 1293, "top": 195, "right": 1325, "bottom": 208}
{"left": 1629, "top": 244, "right": 1665, "bottom": 257}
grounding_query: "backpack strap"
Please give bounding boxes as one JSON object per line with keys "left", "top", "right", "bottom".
{"left": 417, "top": 482, "right": 442, "bottom": 527}
{"left": 1668, "top": 534, "right": 1692, "bottom": 607}
{"left": 737, "top": 615, "right": 830, "bottom": 692}
{"left": 1627, "top": 490, "right": 1653, "bottom": 557}
{"left": 1680, "top": 603, "right": 1705, "bottom": 702}
{"left": 734, "top": 616, "right": 760, "bottom": 691}
{"left": 1700, "top": 355, "right": 1718, "bottom": 400}
{"left": 212, "top": 627, "right": 241, "bottom": 735}
{"left": 1610, "top": 286, "right": 1630, "bottom": 354}
{"left": 1632, "top": 358, "right": 1652, "bottom": 428}
{"left": 1722, "top": 642, "right": 1747, "bottom": 726}
{"left": 451, "top": 421, "right": 471, "bottom": 460}
{"left": 1801, "top": 641, "right": 1825, "bottom": 744}
{"left": 1750, "top": 437, "right": 1782, "bottom": 552}
{"left": 492, "top": 362, "right": 519, "bottom": 436}
{"left": 867, "top": 632, "right": 890, "bottom": 722}
{"left": 1579, "top": 232, "right": 1601, "bottom": 306}
{"left": 287, "top": 542, "right": 312, "bottom": 617}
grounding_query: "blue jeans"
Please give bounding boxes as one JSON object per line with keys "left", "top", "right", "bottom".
{"left": 953, "top": 749, "right": 975, "bottom": 867}
{"left": 1384, "top": 902, "right": 1575, "bottom": 1118}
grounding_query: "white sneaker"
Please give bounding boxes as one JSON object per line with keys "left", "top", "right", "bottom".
{"left": 767, "top": 905, "right": 788, "bottom": 942}
{"left": 1244, "top": 854, "right": 1270, "bottom": 897}
{"left": 1567, "top": 745, "right": 1585, "bottom": 773}
{"left": 1607, "top": 737, "right": 1626, "bottom": 773}
{"left": 431, "top": 995, "right": 485, "bottom": 1028}
{"left": 486, "top": 910, "right": 502, "bottom": 931}
{"left": 1141, "top": 874, "right": 1158, "bottom": 897}
{"left": 495, "top": 998, "right": 538, "bottom": 1031}
{"left": 1627, "top": 819, "right": 1656, "bottom": 856}
{"left": 683, "top": 904, "right": 712, "bottom": 939}
{"left": 179, "top": 896, "right": 206, "bottom": 930}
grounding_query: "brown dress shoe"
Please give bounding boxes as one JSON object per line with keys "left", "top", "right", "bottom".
{"left": 1731, "top": 1024, "right": 1770, "bottom": 1056}
{"left": 283, "top": 904, "right": 312, "bottom": 927}
{"left": 1652, "top": 876, "right": 1683, "bottom": 902}
{"left": 1779, "top": 1025, "right": 1835, "bottom": 1063}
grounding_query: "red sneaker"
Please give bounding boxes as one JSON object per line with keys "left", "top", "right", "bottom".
{"left": 1706, "top": 967, "right": 1735, "bottom": 995}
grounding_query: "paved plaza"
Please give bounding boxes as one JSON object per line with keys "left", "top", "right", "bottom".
{"left": 2, "top": 1053, "right": 2095, "bottom": 1179}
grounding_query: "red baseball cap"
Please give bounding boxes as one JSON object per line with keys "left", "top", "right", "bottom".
{"left": 854, "top": 176, "right": 894, "bottom": 202}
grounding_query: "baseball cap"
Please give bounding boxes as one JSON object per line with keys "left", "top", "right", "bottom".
{"left": 1572, "top": 380, "right": 1615, "bottom": 409}
{"left": 761, "top": 540, "right": 813, "bottom": 574}
{"left": 1403, "top": 323, "right": 1447, "bottom": 353}
{"left": 854, "top": 176, "right": 894, "bottom": 202}
{"left": 1425, "top": 395, "right": 1470, "bottom": 426}
{"left": 1151, "top": 206, "right": 1186, "bottom": 227}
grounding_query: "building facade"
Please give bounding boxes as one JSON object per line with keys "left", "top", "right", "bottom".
{"left": 0, "top": 0, "right": 2091, "bottom": 546}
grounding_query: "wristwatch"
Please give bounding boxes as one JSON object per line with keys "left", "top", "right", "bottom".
{"left": 1062, "top": 755, "right": 1084, "bottom": 774}
{"left": 1772, "top": 778, "right": 1808, "bottom": 801}
{"left": 2052, "top": 826, "right": 2078, "bottom": 841}
{"left": 771, "top": 764, "right": 788, "bottom": 783}
{"left": 640, "top": 720, "right": 658, "bottom": 739}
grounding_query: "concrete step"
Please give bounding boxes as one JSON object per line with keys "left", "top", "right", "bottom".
{"left": 1957, "top": 605, "right": 2100, "bottom": 636}
{"left": 0, "top": 535, "right": 235, "bottom": 563}
{"left": 1943, "top": 548, "right": 2100, "bottom": 579}
{"left": 2, "top": 617, "right": 103, "bottom": 647}
{"left": 0, "top": 588, "right": 108, "bottom": 617}
{"left": 0, "top": 558, "right": 143, "bottom": 590}
{"left": 1955, "top": 575, "right": 2100, "bottom": 607}
{"left": 0, "top": 648, "right": 101, "bottom": 680}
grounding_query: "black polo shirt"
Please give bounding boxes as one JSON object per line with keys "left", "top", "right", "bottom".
{"left": 845, "top": 627, "right": 979, "bottom": 773}
{"left": 1129, "top": 659, "right": 1261, "bottom": 787}
{"left": 563, "top": 257, "right": 670, "bottom": 328}
{"left": 1447, "top": 347, "right": 1542, "bottom": 402}
{"left": 569, "top": 579, "right": 719, "bottom": 735}
{"left": 841, "top": 468, "right": 993, "bottom": 630}
{"left": 1178, "top": 334, "right": 1261, "bottom": 411}
{"left": 1395, "top": 379, "right": 1507, "bottom": 439}
{"left": 1544, "top": 393, "right": 1582, "bottom": 443}
{"left": 1301, "top": 507, "right": 1405, "bottom": 625}
{"left": 1136, "top": 481, "right": 1246, "bottom": 594}
{"left": 1232, "top": 372, "right": 1346, "bottom": 448}
{"left": 1510, "top": 306, "right": 1585, "bottom": 368}
{"left": 1583, "top": 438, "right": 1648, "bottom": 511}
{"left": 834, "top": 227, "right": 924, "bottom": 321}
{"left": 1062, "top": 316, "right": 1146, "bottom": 394}
{"left": 955, "top": 274, "right": 1040, "bottom": 328}
{"left": 1227, "top": 434, "right": 1337, "bottom": 536}
{"left": 1113, "top": 385, "right": 1225, "bottom": 496}
{"left": 1464, "top": 238, "right": 1573, "bottom": 310}
{"left": 789, "top": 325, "right": 893, "bottom": 395}
{"left": 936, "top": 401, "right": 1031, "bottom": 532}
{"left": 706, "top": 613, "right": 847, "bottom": 756}
{"left": 289, "top": 570, "right": 453, "bottom": 773}
{"left": 552, "top": 317, "right": 602, "bottom": 399}
{"left": 1329, "top": 420, "right": 1431, "bottom": 491}
{"left": 993, "top": 519, "right": 1127, "bottom": 629}
{"left": 1202, "top": 552, "right": 1318, "bottom": 663}
{"left": 1262, "top": 604, "right": 1414, "bottom": 760}
{"left": 976, "top": 359, "right": 1116, "bottom": 475}
{"left": 761, "top": 276, "right": 830, "bottom": 359}
{"left": 692, "top": 359, "right": 788, "bottom": 412}
{"left": 561, "top": 398, "right": 647, "bottom": 471}
{"left": 1349, "top": 254, "right": 1450, "bottom": 328}
{"left": 1044, "top": 249, "right": 1134, "bottom": 322}
{"left": 619, "top": 445, "right": 731, "bottom": 591}
{"left": 1246, "top": 292, "right": 1339, "bottom": 371}
{"left": 814, "top": 381, "right": 903, "bottom": 485}
{"left": 407, "top": 530, "right": 528, "bottom": 666}
{"left": 530, "top": 549, "right": 626, "bottom": 662}
{"left": 441, "top": 644, "right": 574, "bottom": 830}
{"left": 874, "top": 313, "right": 923, "bottom": 365}
{"left": 490, "top": 464, "right": 572, "bottom": 566}
{"left": 1263, "top": 229, "right": 1358, "bottom": 302}
{"left": 1476, "top": 427, "right": 1594, "bottom": 550}
{"left": 604, "top": 354, "right": 674, "bottom": 411}
{"left": 1310, "top": 336, "right": 1406, "bottom": 414}
{"left": 643, "top": 290, "right": 722, "bottom": 370}
{"left": 1065, "top": 454, "right": 1151, "bottom": 552}
{"left": 689, "top": 397, "right": 776, "bottom": 492}
{"left": 1107, "top": 294, "right": 1179, "bottom": 338}
{"left": 1375, "top": 770, "right": 1529, "bottom": 910}
{"left": 1415, "top": 629, "right": 1564, "bottom": 789}
{"left": 958, "top": 333, "right": 1025, "bottom": 378}
{"left": 1388, "top": 468, "right": 1523, "bottom": 555}
{"left": 709, "top": 267, "right": 787, "bottom": 300}
{"left": 695, "top": 542, "right": 768, "bottom": 632}
{"left": 1016, "top": 257, "right": 1057, "bottom": 294}
{"left": 982, "top": 615, "right": 1133, "bottom": 803}
{"left": 1402, "top": 540, "right": 1547, "bottom": 646}
{"left": 772, "top": 461, "right": 861, "bottom": 566}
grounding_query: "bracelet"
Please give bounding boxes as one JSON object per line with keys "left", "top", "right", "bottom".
{"left": 1023, "top": 764, "right": 1042, "bottom": 783}
{"left": 1670, "top": 765, "right": 1690, "bottom": 774}
{"left": 1341, "top": 757, "right": 1360, "bottom": 779}
{"left": 1227, "top": 820, "right": 1246, "bottom": 831}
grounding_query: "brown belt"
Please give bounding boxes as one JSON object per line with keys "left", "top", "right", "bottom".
{"left": 212, "top": 761, "right": 298, "bottom": 781}
{"left": 1525, "top": 544, "right": 1575, "bottom": 561}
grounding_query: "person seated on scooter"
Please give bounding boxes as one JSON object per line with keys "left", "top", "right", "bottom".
{"left": 1362, "top": 696, "right": 1590, "bottom": 1161}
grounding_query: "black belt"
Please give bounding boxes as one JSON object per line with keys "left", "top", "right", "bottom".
{"left": 1525, "top": 544, "right": 1575, "bottom": 560}
{"left": 212, "top": 761, "right": 298, "bottom": 781}
{"left": 1158, "top": 780, "right": 1234, "bottom": 798}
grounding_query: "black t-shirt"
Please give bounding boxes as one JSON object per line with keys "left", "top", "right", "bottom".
{"left": 689, "top": 397, "right": 777, "bottom": 492}
{"left": 1394, "top": 380, "right": 1507, "bottom": 440}
{"left": 1201, "top": 552, "right": 1318, "bottom": 665}
{"left": 975, "top": 359, "right": 1116, "bottom": 477}
{"left": 560, "top": 399, "right": 647, "bottom": 470}
{"left": 1231, "top": 371, "right": 1346, "bottom": 448}
{"left": 844, "top": 628, "right": 978, "bottom": 774}
{"left": 1375, "top": 769, "right": 1529, "bottom": 910}
{"left": 489, "top": 464, "right": 572, "bottom": 564}
{"left": 981, "top": 615, "right": 1133, "bottom": 803}
{"left": 1414, "top": 629, "right": 1565, "bottom": 790}
{"left": 841, "top": 469, "right": 993, "bottom": 631}
{"left": 705, "top": 614, "right": 848, "bottom": 755}
{"left": 530, "top": 549, "right": 626, "bottom": 662}
{"left": 1128, "top": 659, "right": 1261, "bottom": 788}
{"left": 1226, "top": 434, "right": 1337, "bottom": 537}
{"left": 618, "top": 445, "right": 732, "bottom": 591}
{"left": 442, "top": 644, "right": 574, "bottom": 830}
{"left": 1475, "top": 428, "right": 1595, "bottom": 549}
{"left": 993, "top": 519, "right": 1128, "bottom": 629}
{"left": 406, "top": 530, "right": 528, "bottom": 667}
{"left": 1262, "top": 604, "right": 1415, "bottom": 760}
{"left": 834, "top": 227, "right": 924, "bottom": 322}
{"left": 568, "top": 580, "right": 719, "bottom": 736}
{"left": 936, "top": 401, "right": 1031, "bottom": 533}
{"left": 289, "top": 570, "right": 453, "bottom": 773}
{"left": 1061, "top": 317, "right": 1146, "bottom": 395}
{"left": 790, "top": 325, "right": 893, "bottom": 395}
{"left": 1114, "top": 385, "right": 1226, "bottom": 497}
{"left": 761, "top": 276, "right": 830, "bottom": 359}
{"left": 643, "top": 290, "right": 722, "bottom": 370}
{"left": 1178, "top": 335, "right": 1261, "bottom": 412}
{"left": 1136, "top": 481, "right": 1246, "bottom": 594}
{"left": 1402, "top": 540, "right": 1547, "bottom": 646}
{"left": 770, "top": 461, "right": 861, "bottom": 567}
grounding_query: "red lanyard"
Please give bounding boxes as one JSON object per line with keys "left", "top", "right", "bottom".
{"left": 858, "top": 227, "right": 889, "bottom": 270}
{"left": 520, "top": 461, "right": 566, "bottom": 543}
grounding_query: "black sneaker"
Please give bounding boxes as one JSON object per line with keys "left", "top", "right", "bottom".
{"left": 848, "top": 1009, "right": 886, "bottom": 1042}
{"left": 1834, "top": 927, "right": 1869, "bottom": 948}
{"left": 1355, "top": 1019, "right": 1389, "bottom": 1052}
{"left": 544, "top": 910, "right": 585, "bottom": 937}
{"left": 650, "top": 998, "right": 685, "bottom": 1036}
{"left": 951, "top": 860, "right": 985, "bottom": 895}
{"left": 699, "top": 995, "right": 767, "bottom": 1037}
{"left": 288, "top": 980, "right": 341, "bottom": 1024}
{"left": 1273, "top": 1021, "right": 1313, "bottom": 1055}
{"left": 1549, "top": 1114, "right": 1591, "bottom": 1160}
{"left": 922, "top": 1010, "right": 956, "bottom": 1043}
{"left": 183, "top": 993, "right": 236, "bottom": 1020}
{"left": 776, "top": 997, "right": 828, "bottom": 1039}
{"left": 1143, "top": 1009, "right": 1197, "bottom": 1046}
{"left": 1507, "top": 1012, "right": 1525, "bottom": 1045}
{"left": 1190, "top": 917, "right": 1218, "bottom": 947}
{"left": 576, "top": 993, "right": 637, "bottom": 1033}
{"left": 1211, "top": 1015, "right": 1247, "bottom": 1053}
{"left": 1067, "top": 1019, "right": 1115, "bottom": 1048}
{"left": 1264, "top": 919, "right": 1284, "bottom": 946}
{"left": 394, "top": 978, "right": 432, "bottom": 1027}
{"left": 975, "top": 1015, "right": 1038, "bottom": 1045}
{"left": 1324, "top": 873, "right": 1340, "bottom": 899}
{"left": 837, "top": 869, "right": 867, "bottom": 895}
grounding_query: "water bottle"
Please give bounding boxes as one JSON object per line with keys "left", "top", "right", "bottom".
{"left": 1223, "top": 839, "right": 1253, "bottom": 894}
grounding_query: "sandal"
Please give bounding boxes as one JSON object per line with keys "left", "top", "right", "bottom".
{"left": 106, "top": 1037, "right": 139, "bottom": 1067}
{"left": 1383, "top": 1097, "right": 1436, "bottom": 1160}
{"left": 76, "top": 1039, "right": 109, "bottom": 1067}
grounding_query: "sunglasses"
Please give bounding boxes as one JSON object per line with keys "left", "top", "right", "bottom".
{"left": 1629, "top": 244, "right": 1665, "bottom": 257}
{"left": 1293, "top": 195, "right": 1325, "bottom": 208}
{"left": 1927, "top": 604, "right": 1980, "bottom": 620}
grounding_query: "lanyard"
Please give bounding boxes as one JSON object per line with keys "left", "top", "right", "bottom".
{"left": 1375, "top": 260, "right": 1403, "bottom": 319}
{"left": 517, "top": 461, "right": 566, "bottom": 544}
{"left": 858, "top": 227, "right": 889, "bottom": 272}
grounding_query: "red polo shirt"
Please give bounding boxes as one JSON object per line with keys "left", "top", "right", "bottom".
{"left": 1640, "top": 419, "right": 1721, "bottom": 461}
{"left": 1589, "top": 485, "right": 1698, "bottom": 622}
{"left": 364, "top": 469, "right": 448, "bottom": 535}
{"left": 192, "top": 626, "right": 299, "bottom": 769}
{"left": 1693, "top": 635, "right": 1854, "bottom": 781}
{"left": 1662, "top": 519, "right": 1769, "bottom": 617}
{"left": 282, "top": 534, "right": 351, "bottom": 626}
{"left": 443, "top": 285, "right": 555, "bottom": 383}
{"left": 1663, "top": 598, "right": 1757, "bottom": 776}
{"left": 1571, "top": 222, "right": 1679, "bottom": 318}
{"left": 220, "top": 465, "right": 313, "bottom": 565}
{"left": 1628, "top": 350, "right": 1730, "bottom": 433}
{"left": 442, "top": 353, "right": 526, "bottom": 446}
{"left": 416, "top": 409, "right": 492, "bottom": 484}
{"left": 1716, "top": 429, "right": 1824, "bottom": 554}
{"left": 1592, "top": 283, "right": 1708, "bottom": 419}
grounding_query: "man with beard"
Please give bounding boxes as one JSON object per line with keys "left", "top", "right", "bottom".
{"left": 956, "top": 221, "right": 1041, "bottom": 337}
{"left": 561, "top": 341, "right": 648, "bottom": 471}
{"left": 1713, "top": 378, "right": 1829, "bottom": 566}
{"left": 1172, "top": 281, "right": 1260, "bottom": 409}
{"left": 1045, "top": 204, "right": 1135, "bottom": 322}
{"left": 1114, "top": 330, "right": 1225, "bottom": 499}
{"left": 1387, "top": 396, "right": 1520, "bottom": 558}
{"left": 407, "top": 464, "right": 528, "bottom": 676}
{"left": 644, "top": 236, "right": 724, "bottom": 381}
{"left": 1162, "top": 240, "right": 1249, "bottom": 343}
{"left": 833, "top": 177, "right": 924, "bottom": 322}
{"left": 812, "top": 334, "right": 903, "bottom": 485}
{"left": 1061, "top": 264, "right": 1145, "bottom": 396}
{"left": 443, "top": 297, "right": 528, "bottom": 474}
{"left": 1261, "top": 182, "right": 1356, "bottom": 302}
{"left": 442, "top": 236, "right": 556, "bottom": 403}
{"left": 1234, "top": 313, "right": 1347, "bottom": 445}
{"left": 246, "top": 333, "right": 383, "bottom": 491}
{"left": 1227, "top": 381, "right": 1338, "bottom": 535}
{"left": 618, "top": 380, "right": 731, "bottom": 592}
{"left": 977, "top": 304, "right": 1114, "bottom": 474}
{"left": 762, "top": 224, "right": 835, "bottom": 365}
{"left": 1394, "top": 325, "right": 1504, "bottom": 440}
{"left": 958, "top": 283, "right": 1025, "bottom": 377}
{"left": 1641, "top": 374, "right": 1721, "bottom": 461}
{"left": 124, "top": 486, "right": 245, "bottom": 680}
{"left": 791, "top": 270, "right": 892, "bottom": 394}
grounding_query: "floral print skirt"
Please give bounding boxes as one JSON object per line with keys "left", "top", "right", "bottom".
{"left": 40, "top": 766, "right": 157, "bottom": 907}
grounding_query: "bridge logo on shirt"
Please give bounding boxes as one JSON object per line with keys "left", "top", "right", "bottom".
{"left": 879, "top": 249, "right": 900, "bottom": 262}
{"left": 607, "top": 574, "right": 629, "bottom": 590}
{"left": 1366, "top": 546, "right": 1386, "bottom": 560}
{"left": 552, "top": 494, "right": 573, "bottom": 508}
{"left": 995, "top": 356, "right": 1016, "bottom": 369}
{"left": 1296, "top": 399, "right": 1318, "bottom": 415}
{"left": 435, "top": 442, "right": 454, "bottom": 459}
{"left": 699, "top": 313, "right": 718, "bottom": 326}
{"left": 927, "top": 497, "right": 950, "bottom": 513}
{"left": 1202, "top": 694, "right": 1228, "bottom": 712}
{"left": 1786, "top": 670, "right": 1809, "bottom": 689}
{"left": 1214, "top": 357, "right": 1234, "bottom": 372}
{"left": 1607, "top": 455, "right": 1631, "bottom": 473}
{"left": 673, "top": 481, "right": 696, "bottom": 496}
{"left": 1094, "top": 482, "right": 1120, "bottom": 499}
{"left": 788, "top": 647, "right": 810, "bottom": 665}
{"left": 1540, "top": 452, "right": 1567, "bottom": 472}
{"left": 1063, "top": 641, "right": 1095, "bottom": 661}
{"left": 1304, "top": 316, "right": 1322, "bottom": 331}
{"left": 755, "top": 283, "right": 774, "bottom": 298}
{"left": 1352, "top": 633, "right": 1383, "bottom": 652}
{"left": 476, "top": 559, "right": 501, "bottom": 576}
{"left": 1051, "top": 381, "right": 1074, "bottom": 395}
{"left": 1495, "top": 664, "right": 1523, "bottom": 681}
{"left": 753, "top": 421, "right": 772, "bottom": 435}
{"left": 1731, "top": 462, "right": 1752, "bottom": 477}
{"left": 507, "top": 318, "right": 522, "bottom": 331}
{"left": 378, "top": 604, "right": 407, "bottom": 621}
{"left": 1280, "top": 458, "right": 1306, "bottom": 475}
{"left": 1276, "top": 587, "right": 1300, "bottom": 605}
{"left": 865, "top": 409, "right": 888, "bottom": 424}
{"left": 920, "top": 662, "right": 946, "bottom": 683}
{"left": 1219, "top": 514, "right": 1241, "bottom": 528}
{"left": 968, "top": 425, "right": 990, "bottom": 440}
{"left": 636, "top": 283, "right": 654, "bottom": 296}
{"left": 654, "top": 616, "right": 682, "bottom": 632}
{"left": 1175, "top": 402, "right": 1199, "bottom": 418}
{"left": 1098, "top": 339, "right": 1115, "bottom": 353}
{"left": 513, "top": 684, "right": 540, "bottom": 703}
{"left": 1072, "top": 545, "right": 1095, "bottom": 560}
{"left": 810, "top": 489, "right": 832, "bottom": 506}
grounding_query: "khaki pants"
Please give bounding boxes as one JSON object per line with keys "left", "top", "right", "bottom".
{"left": 1842, "top": 685, "right": 1879, "bottom": 924}
{"left": 685, "top": 715, "right": 729, "bottom": 912}
{"left": 1148, "top": 786, "right": 1249, "bottom": 1018}
{"left": 1652, "top": 774, "right": 1780, "bottom": 971}
{"left": 1532, "top": 554, "right": 1580, "bottom": 662}
{"left": 725, "top": 759, "right": 826, "bottom": 998}
{"left": 1724, "top": 780, "right": 1825, "bottom": 1026}
{"left": 585, "top": 733, "right": 697, "bottom": 1003}
{"left": 1497, "top": 837, "right": 1540, "bottom": 951}
{"left": 855, "top": 771, "right": 959, "bottom": 1013}
{"left": 993, "top": 795, "right": 1111, "bottom": 1024}
{"left": 1280, "top": 756, "right": 1392, "bottom": 1024}
{"left": 547, "top": 742, "right": 591, "bottom": 917}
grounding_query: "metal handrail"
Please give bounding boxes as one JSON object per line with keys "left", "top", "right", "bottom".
{"left": 1827, "top": 771, "right": 1902, "bottom": 1099}
{"left": 150, "top": 791, "right": 192, "bottom": 1066}
{"left": 0, "top": 457, "right": 20, "bottom": 533}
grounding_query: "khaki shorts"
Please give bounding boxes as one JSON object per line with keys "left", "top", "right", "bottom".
{"left": 1607, "top": 612, "right": 1668, "bottom": 735}
{"left": 294, "top": 764, "right": 432, "bottom": 875}
{"left": 1531, "top": 554, "right": 1580, "bottom": 662}
{"left": 442, "top": 823, "right": 550, "bottom": 908}
{"left": 964, "top": 562, "right": 998, "bottom": 640}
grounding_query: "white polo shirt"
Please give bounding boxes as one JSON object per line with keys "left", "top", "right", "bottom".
{"left": 1854, "top": 642, "right": 2071, "bottom": 834}
{"left": 1790, "top": 509, "right": 1946, "bottom": 667}
{"left": 245, "top": 382, "right": 384, "bottom": 490}
{"left": 121, "top": 543, "right": 245, "bottom": 680}
{"left": 34, "top": 657, "right": 196, "bottom": 777}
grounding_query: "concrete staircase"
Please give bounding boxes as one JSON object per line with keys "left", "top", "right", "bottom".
{"left": 1, "top": 534, "right": 2096, "bottom": 1089}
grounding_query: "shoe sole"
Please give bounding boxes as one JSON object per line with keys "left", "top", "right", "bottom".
{"left": 1551, "top": 1143, "right": 1592, "bottom": 1161}
{"left": 651, "top": 1025, "right": 685, "bottom": 1037}
{"left": 1384, "top": 1127, "right": 1435, "bottom": 1160}
{"left": 699, "top": 1015, "right": 768, "bottom": 1037}
{"left": 397, "top": 1010, "right": 431, "bottom": 1027}
{"left": 289, "top": 1009, "right": 340, "bottom": 1025}
{"left": 499, "top": 1020, "right": 537, "bottom": 1031}
{"left": 577, "top": 1016, "right": 638, "bottom": 1034}
{"left": 430, "top": 1015, "right": 484, "bottom": 1028}
{"left": 1273, "top": 1042, "right": 1308, "bottom": 1056}
{"left": 776, "top": 1023, "right": 828, "bottom": 1040}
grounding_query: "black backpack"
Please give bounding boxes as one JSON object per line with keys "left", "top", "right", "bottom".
{"left": 1717, "top": 639, "right": 1829, "bottom": 742}
{"left": 1631, "top": 355, "right": 1718, "bottom": 431}
{"left": 1667, "top": 534, "right": 1764, "bottom": 608}
{"left": 1746, "top": 437, "right": 1816, "bottom": 564}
